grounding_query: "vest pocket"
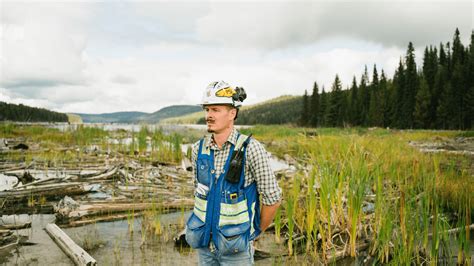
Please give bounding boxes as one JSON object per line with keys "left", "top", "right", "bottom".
{"left": 197, "top": 159, "right": 211, "bottom": 186}
{"left": 216, "top": 222, "right": 250, "bottom": 255}
{"left": 185, "top": 212, "right": 206, "bottom": 248}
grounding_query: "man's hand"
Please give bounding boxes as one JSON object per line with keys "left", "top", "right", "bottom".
{"left": 260, "top": 201, "right": 281, "bottom": 232}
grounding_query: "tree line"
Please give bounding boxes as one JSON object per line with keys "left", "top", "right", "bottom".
{"left": 0, "top": 101, "right": 68, "bottom": 123}
{"left": 300, "top": 28, "right": 474, "bottom": 130}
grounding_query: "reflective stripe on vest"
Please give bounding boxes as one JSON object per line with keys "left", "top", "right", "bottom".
{"left": 250, "top": 202, "right": 256, "bottom": 236}
{"left": 193, "top": 196, "right": 207, "bottom": 222}
{"left": 218, "top": 199, "right": 249, "bottom": 226}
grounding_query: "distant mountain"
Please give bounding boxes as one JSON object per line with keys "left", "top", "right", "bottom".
{"left": 75, "top": 105, "right": 202, "bottom": 123}
{"left": 74, "top": 111, "right": 148, "bottom": 123}
{"left": 146, "top": 105, "right": 202, "bottom": 123}
{"left": 0, "top": 101, "right": 69, "bottom": 123}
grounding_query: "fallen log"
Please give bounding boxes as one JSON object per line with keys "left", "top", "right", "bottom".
{"left": 83, "top": 166, "right": 119, "bottom": 180}
{"left": 63, "top": 212, "right": 143, "bottom": 228}
{"left": 0, "top": 183, "right": 90, "bottom": 203}
{"left": 64, "top": 199, "right": 194, "bottom": 220}
{"left": 0, "top": 221, "right": 32, "bottom": 230}
{"left": 14, "top": 176, "right": 63, "bottom": 189}
{"left": 0, "top": 161, "right": 34, "bottom": 172}
{"left": 45, "top": 223, "right": 97, "bottom": 266}
{"left": 0, "top": 229, "right": 12, "bottom": 237}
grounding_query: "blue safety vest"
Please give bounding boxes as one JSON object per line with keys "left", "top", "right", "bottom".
{"left": 185, "top": 133, "right": 261, "bottom": 255}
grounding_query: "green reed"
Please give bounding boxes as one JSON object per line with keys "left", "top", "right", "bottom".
{"left": 138, "top": 125, "right": 149, "bottom": 154}
{"left": 286, "top": 172, "right": 300, "bottom": 256}
{"left": 249, "top": 126, "right": 472, "bottom": 264}
{"left": 305, "top": 166, "right": 318, "bottom": 255}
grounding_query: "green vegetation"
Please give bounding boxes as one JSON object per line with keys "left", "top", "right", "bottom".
{"left": 0, "top": 101, "right": 68, "bottom": 123}
{"left": 244, "top": 125, "right": 472, "bottom": 264}
{"left": 234, "top": 95, "right": 302, "bottom": 125}
{"left": 0, "top": 123, "right": 184, "bottom": 165}
{"left": 300, "top": 28, "right": 474, "bottom": 130}
{"left": 2, "top": 121, "right": 471, "bottom": 264}
{"left": 160, "top": 110, "right": 204, "bottom": 125}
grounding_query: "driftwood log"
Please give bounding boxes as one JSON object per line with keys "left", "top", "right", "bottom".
{"left": 0, "top": 182, "right": 90, "bottom": 201}
{"left": 56, "top": 198, "right": 194, "bottom": 227}
{"left": 45, "top": 223, "right": 97, "bottom": 266}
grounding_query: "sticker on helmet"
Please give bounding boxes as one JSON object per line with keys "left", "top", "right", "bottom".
{"left": 215, "top": 87, "right": 236, "bottom": 97}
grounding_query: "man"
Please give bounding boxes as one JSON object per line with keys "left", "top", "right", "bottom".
{"left": 185, "top": 81, "right": 282, "bottom": 265}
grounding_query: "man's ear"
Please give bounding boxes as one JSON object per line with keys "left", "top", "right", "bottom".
{"left": 229, "top": 108, "right": 237, "bottom": 120}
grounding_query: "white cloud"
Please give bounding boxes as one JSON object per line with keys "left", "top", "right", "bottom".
{"left": 0, "top": 2, "right": 93, "bottom": 88}
{"left": 196, "top": 1, "right": 472, "bottom": 49}
{"left": 0, "top": 1, "right": 471, "bottom": 114}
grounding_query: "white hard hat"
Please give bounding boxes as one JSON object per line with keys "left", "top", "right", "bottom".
{"left": 201, "top": 81, "right": 246, "bottom": 108}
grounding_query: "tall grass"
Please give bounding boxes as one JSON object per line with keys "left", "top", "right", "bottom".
{"left": 286, "top": 173, "right": 300, "bottom": 256}
{"left": 257, "top": 126, "right": 471, "bottom": 264}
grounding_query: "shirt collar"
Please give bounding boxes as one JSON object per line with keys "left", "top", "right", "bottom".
{"left": 206, "top": 128, "right": 239, "bottom": 150}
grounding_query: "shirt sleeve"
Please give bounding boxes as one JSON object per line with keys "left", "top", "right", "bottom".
{"left": 246, "top": 139, "right": 282, "bottom": 205}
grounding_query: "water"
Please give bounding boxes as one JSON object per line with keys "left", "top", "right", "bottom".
{"left": 48, "top": 123, "right": 251, "bottom": 133}
{"left": 0, "top": 212, "right": 282, "bottom": 265}
{"left": 0, "top": 213, "right": 198, "bottom": 265}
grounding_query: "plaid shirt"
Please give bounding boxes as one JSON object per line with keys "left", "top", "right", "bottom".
{"left": 192, "top": 128, "right": 282, "bottom": 205}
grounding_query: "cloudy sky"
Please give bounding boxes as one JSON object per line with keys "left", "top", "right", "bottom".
{"left": 0, "top": 0, "right": 472, "bottom": 114}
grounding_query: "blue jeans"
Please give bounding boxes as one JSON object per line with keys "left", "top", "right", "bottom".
{"left": 197, "top": 241, "right": 254, "bottom": 266}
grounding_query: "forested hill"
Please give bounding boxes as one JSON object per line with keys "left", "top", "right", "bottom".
{"left": 0, "top": 101, "right": 69, "bottom": 123}
{"left": 75, "top": 105, "right": 202, "bottom": 123}
{"left": 0, "top": 102, "right": 68, "bottom": 122}
{"left": 236, "top": 96, "right": 302, "bottom": 125}
{"left": 299, "top": 28, "right": 474, "bottom": 130}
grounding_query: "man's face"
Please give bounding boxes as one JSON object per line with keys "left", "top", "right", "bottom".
{"left": 204, "top": 105, "right": 236, "bottom": 133}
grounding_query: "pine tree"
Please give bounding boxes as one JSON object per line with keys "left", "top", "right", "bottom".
{"left": 357, "top": 66, "right": 370, "bottom": 126}
{"left": 423, "top": 46, "right": 439, "bottom": 127}
{"left": 368, "top": 64, "right": 382, "bottom": 126}
{"left": 449, "top": 29, "right": 467, "bottom": 129}
{"left": 465, "top": 31, "right": 474, "bottom": 128}
{"left": 379, "top": 70, "right": 390, "bottom": 127}
{"left": 319, "top": 87, "right": 328, "bottom": 127}
{"left": 328, "top": 75, "right": 344, "bottom": 127}
{"left": 414, "top": 77, "right": 431, "bottom": 128}
{"left": 348, "top": 76, "right": 359, "bottom": 126}
{"left": 310, "top": 81, "right": 320, "bottom": 127}
{"left": 450, "top": 62, "right": 465, "bottom": 129}
{"left": 343, "top": 89, "right": 351, "bottom": 125}
{"left": 402, "top": 42, "right": 418, "bottom": 128}
{"left": 452, "top": 28, "right": 464, "bottom": 66}
{"left": 436, "top": 82, "right": 453, "bottom": 129}
{"left": 300, "top": 90, "right": 310, "bottom": 126}
{"left": 392, "top": 59, "right": 405, "bottom": 128}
